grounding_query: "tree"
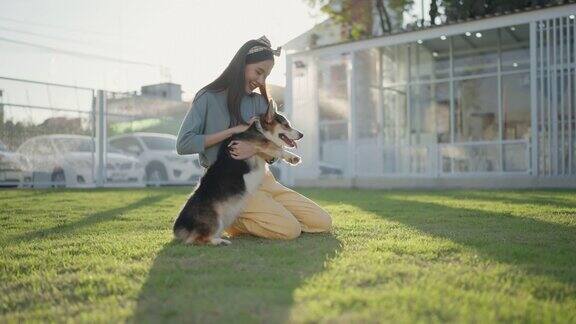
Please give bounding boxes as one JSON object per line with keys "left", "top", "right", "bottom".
{"left": 442, "top": 0, "right": 559, "bottom": 22}
{"left": 306, "top": 0, "right": 562, "bottom": 41}
{"left": 306, "top": 0, "right": 413, "bottom": 41}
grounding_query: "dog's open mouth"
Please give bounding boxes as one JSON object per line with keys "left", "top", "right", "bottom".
{"left": 279, "top": 134, "right": 297, "bottom": 148}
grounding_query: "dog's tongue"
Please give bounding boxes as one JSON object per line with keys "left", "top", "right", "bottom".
{"left": 281, "top": 135, "right": 297, "bottom": 148}
{"left": 285, "top": 138, "right": 297, "bottom": 148}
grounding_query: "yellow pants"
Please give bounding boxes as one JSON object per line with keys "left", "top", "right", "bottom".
{"left": 226, "top": 170, "right": 332, "bottom": 240}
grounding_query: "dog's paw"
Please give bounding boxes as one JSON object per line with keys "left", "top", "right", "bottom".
{"left": 210, "top": 238, "right": 231, "bottom": 246}
{"left": 220, "top": 239, "right": 232, "bottom": 246}
{"left": 286, "top": 155, "right": 301, "bottom": 165}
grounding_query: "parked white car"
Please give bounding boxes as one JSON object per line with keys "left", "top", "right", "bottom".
{"left": 17, "top": 135, "right": 144, "bottom": 187}
{"left": 0, "top": 140, "right": 31, "bottom": 187}
{"left": 109, "top": 132, "right": 203, "bottom": 184}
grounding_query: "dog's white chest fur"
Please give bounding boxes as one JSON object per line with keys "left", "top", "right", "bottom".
{"left": 242, "top": 157, "right": 266, "bottom": 194}
{"left": 216, "top": 158, "right": 266, "bottom": 229}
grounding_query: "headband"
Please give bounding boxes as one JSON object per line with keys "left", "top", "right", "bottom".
{"left": 247, "top": 36, "right": 281, "bottom": 57}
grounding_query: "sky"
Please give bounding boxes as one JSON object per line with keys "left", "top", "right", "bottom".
{"left": 0, "top": 0, "right": 325, "bottom": 100}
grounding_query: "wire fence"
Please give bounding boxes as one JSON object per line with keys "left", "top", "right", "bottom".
{"left": 0, "top": 76, "right": 204, "bottom": 188}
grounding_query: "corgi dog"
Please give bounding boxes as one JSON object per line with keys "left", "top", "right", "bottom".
{"left": 173, "top": 99, "right": 303, "bottom": 245}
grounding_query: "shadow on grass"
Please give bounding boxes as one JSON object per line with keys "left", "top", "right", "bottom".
{"left": 131, "top": 233, "right": 340, "bottom": 323}
{"left": 340, "top": 191, "right": 576, "bottom": 290}
{"left": 3, "top": 194, "right": 171, "bottom": 246}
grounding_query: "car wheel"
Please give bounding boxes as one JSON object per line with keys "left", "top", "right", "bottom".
{"left": 146, "top": 164, "right": 168, "bottom": 186}
{"left": 51, "top": 169, "right": 66, "bottom": 188}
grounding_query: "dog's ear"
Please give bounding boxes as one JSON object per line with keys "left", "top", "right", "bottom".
{"left": 265, "top": 99, "right": 277, "bottom": 123}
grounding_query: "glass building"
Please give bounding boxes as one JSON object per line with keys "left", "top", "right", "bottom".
{"left": 284, "top": 5, "right": 576, "bottom": 188}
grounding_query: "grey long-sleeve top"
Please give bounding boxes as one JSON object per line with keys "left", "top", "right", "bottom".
{"left": 176, "top": 90, "right": 269, "bottom": 168}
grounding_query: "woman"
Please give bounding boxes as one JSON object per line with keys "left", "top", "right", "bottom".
{"left": 176, "top": 36, "right": 332, "bottom": 240}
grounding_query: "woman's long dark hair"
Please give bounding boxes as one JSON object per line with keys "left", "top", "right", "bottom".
{"left": 196, "top": 39, "right": 271, "bottom": 126}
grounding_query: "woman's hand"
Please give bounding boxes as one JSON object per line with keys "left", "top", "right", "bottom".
{"left": 228, "top": 117, "right": 259, "bottom": 159}
{"left": 228, "top": 140, "right": 257, "bottom": 160}
{"left": 230, "top": 116, "right": 259, "bottom": 135}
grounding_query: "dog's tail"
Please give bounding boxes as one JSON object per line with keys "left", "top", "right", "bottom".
{"left": 173, "top": 227, "right": 212, "bottom": 245}
{"left": 174, "top": 209, "right": 193, "bottom": 241}
{"left": 173, "top": 212, "right": 213, "bottom": 245}
{"left": 173, "top": 213, "right": 196, "bottom": 243}
{"left": 174, "top": 228, "right": 197, "bottom": 244}
{"left": 174, "top": 200, "right": 219, "bottom": 245}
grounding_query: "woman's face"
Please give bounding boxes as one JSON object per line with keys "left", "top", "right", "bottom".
{"left": 244, "top": 59, "right": 274, "bottom": 94}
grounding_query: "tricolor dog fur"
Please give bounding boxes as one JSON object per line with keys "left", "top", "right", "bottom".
{"left": 173, "top": 99, "right": 303, "bottom": 245}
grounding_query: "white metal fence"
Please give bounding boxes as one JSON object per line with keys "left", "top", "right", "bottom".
{"left": 0, "top": 77, "right": 204, "bottom": 188}
{"left": 533, "top": 16, "right": 576, "bottom": 176}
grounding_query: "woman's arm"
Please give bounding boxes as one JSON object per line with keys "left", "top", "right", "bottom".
{"left": 204, "top": 117, "right": 256, "bottom": 148}
{"left": 203, "top": 127, "right": 236, "bottom": 148}
{"left": 177, "top": 94, "right": 258, "bottom": 155}
{"left": 176, "top": 97, "right": 207, "bottom": 155}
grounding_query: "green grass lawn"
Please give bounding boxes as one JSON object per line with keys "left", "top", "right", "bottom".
{"left": 1, "top": 188, "right": 575, "bottom": 323}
